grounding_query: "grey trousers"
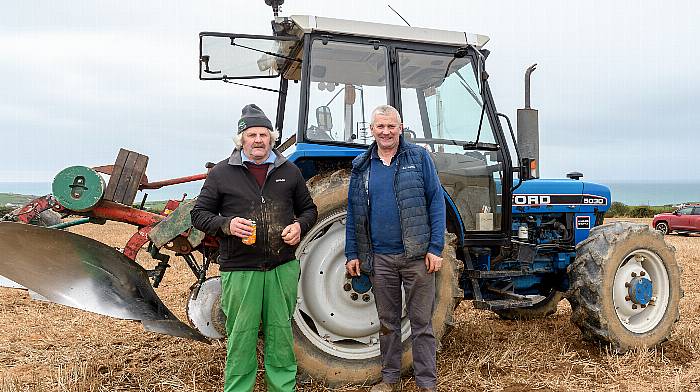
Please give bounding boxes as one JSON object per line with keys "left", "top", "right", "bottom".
{"left": 370, "top": 253, "right": 437, "bottom": 388}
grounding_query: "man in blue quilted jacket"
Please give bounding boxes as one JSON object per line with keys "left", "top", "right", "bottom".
{"left": 345, "top": 104, "right": 446, "bottom": 392}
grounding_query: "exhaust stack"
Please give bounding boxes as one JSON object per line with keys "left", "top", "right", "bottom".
{"left": 517, "top": 64, "right": 539, "bottom": 178}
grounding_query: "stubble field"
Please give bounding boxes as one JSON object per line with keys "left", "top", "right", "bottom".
{"left": 0, "top": 218, "right": 698, "bottom": 391}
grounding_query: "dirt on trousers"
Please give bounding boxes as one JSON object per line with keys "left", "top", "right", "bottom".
{"left": 1, "top": 218, "right": 699, "bottom": 392}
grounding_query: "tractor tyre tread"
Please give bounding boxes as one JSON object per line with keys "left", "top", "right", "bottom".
{"left": 567, "top": 221, "right": 681, "bottom": 353}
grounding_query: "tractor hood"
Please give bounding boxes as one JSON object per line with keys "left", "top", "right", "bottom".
{"left": 512, "top": 178, "right": 611, "bottom": 214}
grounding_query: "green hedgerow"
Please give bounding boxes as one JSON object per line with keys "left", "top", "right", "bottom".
{"left": 606, "top": 201, "right": 629, "bottom": 218}
{"left": 628, "top": 205, "right": 655, "bottom": 218}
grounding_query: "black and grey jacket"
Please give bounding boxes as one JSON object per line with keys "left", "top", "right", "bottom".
{"left": 191, "top": 148, "right": 317, "bottom": 271}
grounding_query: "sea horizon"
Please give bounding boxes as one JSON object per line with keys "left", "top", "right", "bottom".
{"left": 0, "top": 181, "right": 204, "bottom": 204}
{"left": 1, "top": 180, "right": 698, "bottom": 206}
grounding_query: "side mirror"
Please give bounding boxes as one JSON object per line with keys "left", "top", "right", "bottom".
{"left": 316, "top": 106, "right": 333, "bottom": 131}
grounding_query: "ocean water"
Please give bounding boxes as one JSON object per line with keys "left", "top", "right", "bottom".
{"left": 1, "top": 181, "right": 698, "bottom": 206}
{"left": 603, "top": 182, "right": 700, "bottom": 206}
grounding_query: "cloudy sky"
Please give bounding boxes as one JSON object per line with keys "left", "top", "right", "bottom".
{"left": 1, "top": 0, "right": 697, "bottom": 184}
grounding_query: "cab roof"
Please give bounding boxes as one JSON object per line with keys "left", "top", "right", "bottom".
{"left": 281, "top": 15, "right": 490, "bottom": 49}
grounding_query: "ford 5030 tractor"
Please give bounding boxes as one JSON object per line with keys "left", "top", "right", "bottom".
{"left": 0, "top": 3, "right": 682, "bottom": 386}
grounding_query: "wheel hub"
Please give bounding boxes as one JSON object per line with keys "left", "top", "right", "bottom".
{"left": 627, "top": 276, "right": 653, "bottom": 305}
{"left": 351, "top": 274, "right": 372, "bottom": 294}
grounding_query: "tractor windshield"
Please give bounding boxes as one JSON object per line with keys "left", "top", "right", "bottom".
{"left": 398, "top": 50, "right": 496, "bottom": 150}
{"left": 399, "top": 50, "right": 503, "bottom": 231}
{"left": 305, "top": 40, "right": 389, "bottom": 144}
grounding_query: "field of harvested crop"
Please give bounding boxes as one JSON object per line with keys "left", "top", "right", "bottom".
{"left": 1, "top": 218, "right": 699, "bottom": 391}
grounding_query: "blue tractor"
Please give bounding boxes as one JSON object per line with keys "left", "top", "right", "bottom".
{"left": 193, "top": 8, "right": 681, "bottom": 385}
{"left": 0, "top": 4, "right": 681, "bottom": 387}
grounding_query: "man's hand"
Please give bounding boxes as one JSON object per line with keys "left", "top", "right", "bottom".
{"left": 346, "top": 259, "right": 361, "bottom": 277}
{"left": 425, "top": 252, "right": 442, "bottom": 273}
{"left": 281, "top": 222, "right": 301, "bottom": 245}
{"left": 229, "top": 217, "right": 254, "bottom": 238}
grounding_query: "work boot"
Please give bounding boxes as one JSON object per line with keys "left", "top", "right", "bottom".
{"left": 370, "top": 382, "right": 398, "bottom": 392}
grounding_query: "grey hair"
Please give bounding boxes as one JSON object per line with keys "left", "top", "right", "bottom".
{"left": 370, "top": 105, "right": 402, "bottom": 125}
{"left": 233, "top": 129, "right": 280, "bottom": 148}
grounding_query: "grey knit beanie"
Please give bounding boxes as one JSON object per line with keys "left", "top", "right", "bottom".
{"left": 237, "top": 104, "right": 273, "bottom": 134}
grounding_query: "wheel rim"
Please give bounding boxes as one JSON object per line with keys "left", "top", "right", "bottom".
{"left": 612, "top": 249, "right": 671, "bottom": 333}
{"left": 656, "top": 223, "right": 668, "bottom": 234}
{"left": 294, "top": 210, "right": 411, "bottom": 360}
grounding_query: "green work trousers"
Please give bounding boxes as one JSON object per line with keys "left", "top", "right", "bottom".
{"left": 220, "top": 259, "right": 300, "bottom": 392}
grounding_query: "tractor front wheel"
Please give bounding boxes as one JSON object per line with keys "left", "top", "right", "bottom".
{"left": 293, "top": 170, "right": 462, "bottom": 386}
{"left": 568, "top": 222, "right": 682, "bottom": 352}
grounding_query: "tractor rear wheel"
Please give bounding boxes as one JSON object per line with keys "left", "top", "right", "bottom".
{"left": 494, "top": 289, "right": 565, "bottom": 320}
{"left": 568, "top": 222, "right": 682, "bottom": 352}
{"left": 293, "top": 169, "right": 463, "bottom": 386}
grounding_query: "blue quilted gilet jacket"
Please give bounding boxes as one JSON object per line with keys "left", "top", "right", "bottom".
{"left": 346, "top": 137, "right": 444, "bottom": 273}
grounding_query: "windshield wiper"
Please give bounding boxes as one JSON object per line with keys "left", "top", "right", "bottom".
{"left": 455, "top": 71, "right": 481, "bottom": 104}
{"left": 230, "top": 38, "right": 301, "bottom": 63}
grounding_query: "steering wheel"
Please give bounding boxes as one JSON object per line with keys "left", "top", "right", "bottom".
{"left": 307, "top": 125, "right": 333, "bottom": 141}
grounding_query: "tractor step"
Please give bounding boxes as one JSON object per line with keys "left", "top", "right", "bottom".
{"left": 464, "top": 269, "right": 529, "bottom": 278}
{"left": 473, "top": 298, "right": 536, "bottom": 310}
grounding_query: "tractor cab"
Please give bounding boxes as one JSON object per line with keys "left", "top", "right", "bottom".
{"left": 199, "top": 15, "right": 514, "bottom": 245}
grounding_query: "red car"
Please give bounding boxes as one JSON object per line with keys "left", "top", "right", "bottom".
{"left": 653, "top": 204, "right": 700, "bottom": 235}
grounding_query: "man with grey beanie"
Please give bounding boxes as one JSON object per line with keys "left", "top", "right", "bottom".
{"left": 191, "top": 104, "right": 317, "bottom": 392}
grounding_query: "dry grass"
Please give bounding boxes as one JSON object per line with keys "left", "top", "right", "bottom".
{"left": 1, "top": 218, "right": 699, "bottom": 391}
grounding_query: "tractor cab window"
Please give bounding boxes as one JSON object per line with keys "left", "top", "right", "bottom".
{"left": 398, "top": 50, "right": 502, "bottom": 232}
{"left": 199, "top": 34, "right": 301, "bottom": 80}
{"left": 305, "top": 40, "right": 389, "bottom": 144}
